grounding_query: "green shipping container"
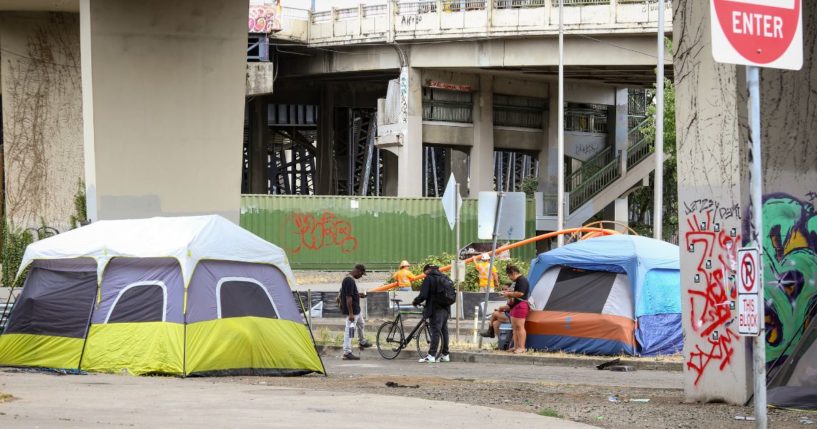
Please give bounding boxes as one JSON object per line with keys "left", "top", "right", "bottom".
{"left": 240, "top": 195, "right": 536, "bottom": 270}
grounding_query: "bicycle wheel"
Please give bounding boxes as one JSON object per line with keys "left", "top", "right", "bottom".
{"left": 376, "top": 321, "right": 403, "bottom": 360}
{"left": 415, "top": 322, "right": 432, "bottom": 359}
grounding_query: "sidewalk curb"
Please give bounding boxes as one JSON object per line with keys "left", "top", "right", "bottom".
{"left": 314, "top": 344, "right": 683, "bottom": 372}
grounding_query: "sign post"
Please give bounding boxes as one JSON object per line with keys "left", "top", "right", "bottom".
{"left": 441, "top": 174, "right": 463, "bottom": 341}
{"left": 710, "top": 1, "right": 802, "bottom": 427}
{"left": 477, "top": 192, "right": 526, "bottom": 348}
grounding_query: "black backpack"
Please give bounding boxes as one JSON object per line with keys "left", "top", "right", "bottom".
{"left": 435, "top": 274, "right": 457, "bottom": 307}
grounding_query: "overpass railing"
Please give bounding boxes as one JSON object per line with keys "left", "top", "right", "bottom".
{"left": 274, "top": 0, "right": 672, "bottom": 45}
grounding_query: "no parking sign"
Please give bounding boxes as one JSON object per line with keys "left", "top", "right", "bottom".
{"left": 737, "top": 247, "right": 761, "bottom": 336}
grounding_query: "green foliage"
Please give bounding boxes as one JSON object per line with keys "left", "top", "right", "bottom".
{"left": 538, "top": 408, "right": 562, "bottom": 418}
{"left": 629, "top": 75, "right": 678, "bottom": 241}
{"left": 69, "top": 179, "right": 87, "bottom": 229}
{"left": 2, "top": 217, "right": 33, "bottom": 287}
{"left": 520, "top": 176, "right": 539, "bottom": 197}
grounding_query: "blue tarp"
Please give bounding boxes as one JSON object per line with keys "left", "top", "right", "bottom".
{"left": 528, "top": 235, "right": 681, "bottom": 356}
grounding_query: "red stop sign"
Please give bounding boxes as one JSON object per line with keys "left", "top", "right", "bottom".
{"left": 712, "top": 0, "right": 801, "bottom": 65}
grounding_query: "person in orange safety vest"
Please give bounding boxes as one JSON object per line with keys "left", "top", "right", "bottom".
{"left": 475, "top": 253, "right": 500, "bottom": 291}
{"left": 394, "top": 260, "right": 418, "bottom": 291}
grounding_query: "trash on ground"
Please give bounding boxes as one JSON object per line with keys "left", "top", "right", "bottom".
{"left": 734, "top": 415, "right": 756, "bottom": 421}
{"left": 385, "top": 381, "right": 419, "bottom": 388}
{"left": 628, "top": 398, "right": 650, "bottom": 403}
{"left": 596, "top": 358, "right": 620, "bottom": 370}
{"left": 800, "top": 417, "right": 815, "bottom": 425}
{"left": 609, "top": 365, "right": 636, "bottom": 372}
{"left": 607, "top": 395, "right": 620, "bottom": 403}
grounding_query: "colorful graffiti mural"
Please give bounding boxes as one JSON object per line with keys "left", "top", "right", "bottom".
{"left": 683, "top": 206, "right": 742, "bottom": 385}
{"left": 249, "top": 2, "right": 282, "bottom": 33}
{"left": 281, "top": 211, "right": 359, "bottom": 255}
{"left": 752, "top": 193, "right": 817, "bottom": 369}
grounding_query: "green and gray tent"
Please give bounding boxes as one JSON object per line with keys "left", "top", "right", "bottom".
{"left": 0, "top": 215, "right": 323, "bottom": 376}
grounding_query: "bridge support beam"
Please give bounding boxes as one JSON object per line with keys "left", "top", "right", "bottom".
{"left": 396, "top": 67, "right": 423, "bottom": 197}
{"left": 470, "top": 75, "right": 494, "bottom": 197}
{"left": 675, "top": 0, "right": 817, "bottom": 406}
{"left": 0, "top": 12, "right": 83, "bottom": 232}
{"left": 80, "top": 0, "right": 247, "bottom": 222}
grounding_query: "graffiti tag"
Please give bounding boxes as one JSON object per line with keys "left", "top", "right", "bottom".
{"left": 284, "top": 211, "right": 359, "bottom": 254}
{"left": 684, "top": 208, "right": 741, "bottom": 385}
{"left": 683, "top": 198, "right": 741, "bottom": 222}
{"left": 400, "top": 15, "right": 422, "bottom": 25}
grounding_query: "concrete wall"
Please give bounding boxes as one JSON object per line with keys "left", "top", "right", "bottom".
{"left": 755, "top": 3, "right": 817, "bottom": 384}
{"left": 674, "top": 0, "right": 753, "bottom": 404}
{"left": 1, "top": 12, "right": 83, "bottom": 232}
{"left": 81, "top": 0, "right": 248, "bottom": 222}
{"left": 673, "top": 0, "right": 817, "bottom": 404}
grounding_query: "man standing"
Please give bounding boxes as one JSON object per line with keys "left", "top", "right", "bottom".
{"left": 340, "top": 264, "right": 371, "bottom": 360}
{"left": 393, "top": 260, "right": 418, "bottom": 291}
{"left": 412, "top": 264, "right": 451, "bottom": 363}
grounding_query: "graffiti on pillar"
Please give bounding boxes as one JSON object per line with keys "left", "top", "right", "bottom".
{"left": 399, "top": 67, "right": 409, "bottom": 124}
{"left": 282, "top": 211, "right": 359, "bottom": 254}
{"left": 248, "top": 2, "right": 282, "bottom": 33}
{"left": 683, "top": 205, "right": 742, "bottom": 385}
{"left": 750, "top": 193, "right": 817, "bottom": 369}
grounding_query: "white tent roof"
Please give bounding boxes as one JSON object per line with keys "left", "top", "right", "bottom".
{"left": 18, "top": 215, "right": 296, "bottom": 286}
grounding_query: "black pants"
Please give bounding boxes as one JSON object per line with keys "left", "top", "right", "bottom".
{"left": 428, "top": 308, "right": 450, "bottom": 357}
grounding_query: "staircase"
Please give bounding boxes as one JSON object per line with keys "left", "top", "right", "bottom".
{"left": 537, "top": 119, "right": 658, "bottom": 231}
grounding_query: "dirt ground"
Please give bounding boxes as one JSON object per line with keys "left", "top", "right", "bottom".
{"left": 226, "top": 373, "right": 812, "bottom": 429}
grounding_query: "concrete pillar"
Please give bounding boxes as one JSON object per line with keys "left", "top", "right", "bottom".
{"left": 80, "top": 0, "right": 247, "bottom": 223}
{"left": 0, "top": 12, "right": 83, "bottom": 232}
{"left": 396, "top": 67, "right": 422, "bottom": 197}
{"left": 469, "top": 74, "right": 494, "bottom": 197}
{"left": 542, "top": 81, "right": 559, "bottom": 196}
{"left": 674, "top": 0, "right": 752, "bottom": 404}
{"left": 449, "top": 148, "right": 469, "bottom": 195}
{"left": 381, "top": 151, "right": 398, "bottom": 196}
{"left": 614, "top": 197, "right": 628, "bottom": 232}
{"left": 317, "top": 84, "right": 335, "bottom": 195}
{"left": 754, "top": 2, "right": 817, "bottom": 396}
{"left": 614, "top": 88, "right": 628, "bottom": 154}
{"left": 249, "top": 98, "right": 268, "bottom": 194}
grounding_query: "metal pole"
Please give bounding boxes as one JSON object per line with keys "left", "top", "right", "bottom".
{"left": 556, "top": 0, "right": 565, "bottom": 247}
{"left": 455, "top": 182, "right": 461, "bottom": 343}
{"left": 478, "top": 192, "right": 503, "bottom": 348}
{"left": 653, "top": 0, "right": 665, "bottom": 240}
{"left": 747, "top": 65, "right": 766, "bottom": 429}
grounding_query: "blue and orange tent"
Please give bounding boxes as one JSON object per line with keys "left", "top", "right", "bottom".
{"left": 525, "top": 235, "right": 681, "bottom": 356}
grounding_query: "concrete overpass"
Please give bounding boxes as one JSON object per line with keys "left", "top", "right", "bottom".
{"left": 247, "top": 0, "right": 672, "bottom": 234}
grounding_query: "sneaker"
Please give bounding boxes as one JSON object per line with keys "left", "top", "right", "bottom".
{"left": 342, "top": 353, "right": 360, "bottom": 360}
{"left": 418, "top": 354, "right": 436, "bottom": 363}
{"left": 438, "top": 354, "right": 450, "bottom": 362}
{"left": 359, "top": 340, "right": 372, "bottom": 349}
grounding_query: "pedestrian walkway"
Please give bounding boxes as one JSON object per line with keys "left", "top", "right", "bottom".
{"left": 0, "top": 371, "right": 598, "bottom": 428}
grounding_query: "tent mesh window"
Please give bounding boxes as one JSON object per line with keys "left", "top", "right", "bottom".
{"left": 219, "top": 280, "right": 278, "bottom": 319}
{"left": 108, "top": 284, "right": 165, "bottom": 323}
{"left": 544, "top": 268, "right": 617, "bottom": 313}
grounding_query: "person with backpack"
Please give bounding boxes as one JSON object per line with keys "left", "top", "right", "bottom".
{"left": 412, "top": 264, "right": 455, "bottom": 363}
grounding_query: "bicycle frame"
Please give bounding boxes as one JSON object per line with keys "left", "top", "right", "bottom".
{"left": 389, "top": 306, "right": 426, "bottom": 349}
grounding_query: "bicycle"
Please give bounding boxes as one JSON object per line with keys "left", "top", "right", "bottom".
{"left": 376, "top": 298, "right": 432, "bottom": 360}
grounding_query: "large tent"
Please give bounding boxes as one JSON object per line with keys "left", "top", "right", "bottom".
{"left": 0, "top": 215, "right": 324, "bottom": 376}
{"left": 526, "top": 235, "right": 681, "bottom": 356}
